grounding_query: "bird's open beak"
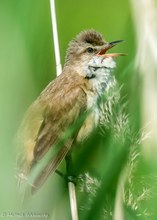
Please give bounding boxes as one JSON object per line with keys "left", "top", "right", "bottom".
{"left": 97, "top": 40, "right": 126, "bottom": 58}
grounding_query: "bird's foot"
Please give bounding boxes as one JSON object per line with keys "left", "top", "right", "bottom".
{"left": 66, "top": 175, "right": 77, "bottom": 185}
{"left": 55, "top": 170, "right": 77, "bottom": 185}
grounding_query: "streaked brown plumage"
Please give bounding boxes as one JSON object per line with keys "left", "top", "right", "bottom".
{"left": 17, "top": 30, "right": 125, "bottom": 193}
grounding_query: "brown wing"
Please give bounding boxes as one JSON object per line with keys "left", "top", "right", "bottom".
{"left": 33, "top": 86, "right": 87, "bottom": 162}
{"left": 30, "top": 86, "right": 87, "bottom": 192}
{"left": 17, "top": 72, "right": 87, "bottom": 190}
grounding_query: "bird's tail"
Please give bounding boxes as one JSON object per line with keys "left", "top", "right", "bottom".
{"left": 31, "top": 140, "right": 74, "bottom": 194}
{"left": 16, "top": 165, "right": 32, "bottom": 205}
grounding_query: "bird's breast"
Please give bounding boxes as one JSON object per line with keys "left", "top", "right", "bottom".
{"left": 76, "top": 91, "right": 100, "bottom": 142}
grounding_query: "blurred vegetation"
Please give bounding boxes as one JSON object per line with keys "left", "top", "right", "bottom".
{"left": 0, "top": 0, "right": 157, "bottom": 220}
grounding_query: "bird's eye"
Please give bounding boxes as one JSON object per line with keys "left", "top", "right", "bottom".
{"left": 87, "top": 47, "right": 94, "bottom": 53}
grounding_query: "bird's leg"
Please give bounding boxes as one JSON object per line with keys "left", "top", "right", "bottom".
{"left": 55, "top": 169, "right": 66, "bottom": 179}
{"left": 65, "top": 154, "right": 77, "bottom": 185}
{"left": 54, "top": 155, "right": 77, "bottom": 185}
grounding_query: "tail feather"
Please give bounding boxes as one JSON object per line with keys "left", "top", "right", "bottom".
{"left": 31, "top": 142, "right": 72, "bottom": 194}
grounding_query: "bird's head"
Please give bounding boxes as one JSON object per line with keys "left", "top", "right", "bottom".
{"left": 64, "top": 30, "right": 125, "bottom": 78}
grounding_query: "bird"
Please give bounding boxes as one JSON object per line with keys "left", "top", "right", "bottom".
{"left": 17, "top": 29, "right": 125, "bottom": 194}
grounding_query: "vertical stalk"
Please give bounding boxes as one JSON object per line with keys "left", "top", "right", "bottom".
{"left": 66, "top": 155, "right": 79, "bottom": 220}
{"left": 50, "top": 0, "right": 62, "bottom": 76}
{"left": 49, "top": 1, "right": 78, "bottom": 219}
{"left": 68, "top": 182, "right": 79, "bottom": 220}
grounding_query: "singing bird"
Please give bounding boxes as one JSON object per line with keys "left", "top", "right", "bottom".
{"left": 17, "top": 30, "right": 125, "bottom": 193}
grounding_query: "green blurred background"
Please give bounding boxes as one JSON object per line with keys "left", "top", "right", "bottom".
{"left": 0, "top": 0, "right": 157, "bottom": 220}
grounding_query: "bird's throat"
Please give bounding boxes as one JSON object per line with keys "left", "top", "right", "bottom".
{"left": 85, "top": 56, "right": 117, "bottom": 95}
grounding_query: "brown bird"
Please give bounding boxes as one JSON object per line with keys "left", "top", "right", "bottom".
{"left": 17, "top": 30, "right": 125, "bottom": 193}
